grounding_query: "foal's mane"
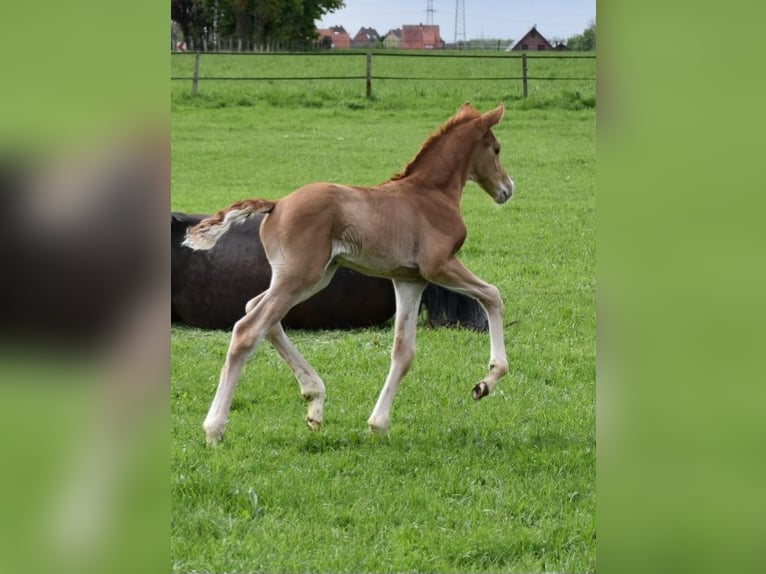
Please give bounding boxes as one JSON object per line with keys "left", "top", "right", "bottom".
{"left": 389, "top": 105, "right": 481, "bottom": 182}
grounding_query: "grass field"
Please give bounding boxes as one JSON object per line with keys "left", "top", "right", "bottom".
{"left": 171, "top": 51, "right": 595, "bottom": 112}
{"left": 172, "top": 52, "right": 595, "bottom": 573}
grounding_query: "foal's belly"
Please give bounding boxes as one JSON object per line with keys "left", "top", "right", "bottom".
{"left": 336, "top": 256, "right": 422, "bottom": 282}
{"left": 331, "top": 232, "right": 422, "bottom": 281}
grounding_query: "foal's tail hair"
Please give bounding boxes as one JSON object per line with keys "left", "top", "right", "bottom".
{"left": 182, "top": 199, "right": 276, "bottom": 251}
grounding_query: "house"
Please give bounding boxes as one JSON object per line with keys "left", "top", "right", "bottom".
{"left": 401, "top": 24, "right": 444, "bottom": 50}
{"left": 316, "top": 25, "right": 351, "bottom": 49}
{"left": 382, "top": 28, "right": 402, "bottom": 49}
{"left": 351, "top": 27, "right": 381, "bottom": 49}
{"left": 506, "top": 26, "right": 554, "bottom": 52}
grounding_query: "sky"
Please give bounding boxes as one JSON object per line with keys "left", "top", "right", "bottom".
{"left": 318, "top": 0, "right": 596, "bottom": 44}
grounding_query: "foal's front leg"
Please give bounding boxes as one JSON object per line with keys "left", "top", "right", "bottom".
{"left": 425, "top": 257, "right": 509, "bottom": 400}
{"left": 368, "top": 280, "right": 427, "bottom": 433}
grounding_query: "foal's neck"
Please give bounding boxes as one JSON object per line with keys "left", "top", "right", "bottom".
{"left": 397, "top": 129, "right": 475, "bottom": 203}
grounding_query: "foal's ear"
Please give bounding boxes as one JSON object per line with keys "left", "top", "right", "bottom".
{"left": 455, "top": 101, "right": 476, "bottom": 121}
{"left": 479, "top": 104, "right": 506, "bottom": 129}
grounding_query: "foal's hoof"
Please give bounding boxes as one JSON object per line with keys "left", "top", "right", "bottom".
{"left": 203, "top": 422, "right": 226, "bottom": 446}
{"left": 205, "top": 433, "right": 224, "bottom": 447}
{"left": 306, "top": 417, "right": 322, "bottom": 431}
{"left": 367, "top": 415, "right": 389, "bottom": 434}
{"left": 472, "top": 381, "right": 490, "bottom": 400}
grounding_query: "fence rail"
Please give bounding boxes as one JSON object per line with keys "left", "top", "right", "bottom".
{"left": 171, "top": 51, "right": 596, "bottom": 99}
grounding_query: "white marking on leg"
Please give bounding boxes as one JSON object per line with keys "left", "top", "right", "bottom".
{"left": 202, "top": 284, "right": 300, "bottom": 444}
{"left": 425, "top": 258, "right": 509, "bottom": 400}
{"left": 203, "top": 324, "right": 264, "bottom": 444}
{"left": 267, "top": 323, "right": 325, "bottom": 430}
{"left": 368, "top": 281, "right": 426, "bottom": 433}
{"left": 472, "top": 284, "right": 508, "bottom": 398}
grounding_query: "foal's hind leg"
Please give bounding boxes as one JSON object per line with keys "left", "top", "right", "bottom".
{"left": 267, "top": 322, "right": 325, "bottom": 431}
{"left": 201, "top": 292, "right": 266, "bottom": 443}
{"left": 425, "top": 257, "right": 508, "bottom": 400}
{"left": 368, "top": 280, "right": 427, "bottom": 433}
{"left": 202, "top": 306, "right": 268, "bottom": 445}
{"left": 203, "top": 284, "right": 307, "bottom": 444}
{"left": 263, "top": 264, "right": 339, "bottom": 431}
{"left": 248, "top": 293, "right": 326, "bottom": 429}
{"left": 203, "top": 265, "right": 337, "bottom": 444}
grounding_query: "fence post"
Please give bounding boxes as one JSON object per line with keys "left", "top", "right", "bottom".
{"left": 366, "top": 52, "right": 373, "bottom": 99}
{"left": 192, "top": 51, "right": 200, "bottom": 96}
{"left": 522, "top": 53, "right": 528, "bottom": 98}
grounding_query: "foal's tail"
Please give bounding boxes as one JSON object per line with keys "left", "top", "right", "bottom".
{"left": 182, "top": 199, "right": 276, "bottom": 251}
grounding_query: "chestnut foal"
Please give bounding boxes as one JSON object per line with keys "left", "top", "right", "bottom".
{"left": 184, "top": 103, "right": 515, "bottom": 444}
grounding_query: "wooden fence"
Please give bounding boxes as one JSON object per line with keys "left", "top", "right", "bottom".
{"left": 171, "top": 51, "right": 596, "bottom": 99}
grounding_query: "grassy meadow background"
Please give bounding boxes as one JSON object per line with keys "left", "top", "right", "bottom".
{"left": 171, "top": 51, "right": 595, "bottom": 573}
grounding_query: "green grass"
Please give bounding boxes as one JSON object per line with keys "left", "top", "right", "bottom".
{"left": 172, "top": 53, "right": 595, "bottom": 573}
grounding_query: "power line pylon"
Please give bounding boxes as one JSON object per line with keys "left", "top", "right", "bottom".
{"left": 454, "top": 0, "right": 467, "bottom": 46}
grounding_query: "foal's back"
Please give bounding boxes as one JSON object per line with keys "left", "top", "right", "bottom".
{"left": 260, "top": 181, "right": 462, "bottom": 282}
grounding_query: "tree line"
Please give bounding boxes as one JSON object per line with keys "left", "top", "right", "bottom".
{"left": 171, "top": 0, "right": 345, "bottom": 51}
{"left": 171, "top": 2, "right": 594, "bottom": 53}
{"left": 566, "top": 20, "right": 596, "bottom": 51}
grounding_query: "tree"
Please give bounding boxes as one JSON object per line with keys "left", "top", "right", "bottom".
{"left": 219, "top": 0, "right": 345, "bottom": 50}
{"left": 265, "top": 0, "right": 346, "bottom": 49}
{"left": 172, "top": 1, "right": 345, "bottom": 51}
{"left": 567, "top": 20, "right": 596, "bottom": 51}
{"left": 171, "top": 0, "right": 217, "bottom": 50}
{"left": 233, "top": 0, "right": 249, "bottom": 48}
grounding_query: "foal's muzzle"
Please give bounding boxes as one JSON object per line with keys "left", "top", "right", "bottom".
{"left": 495, "top": 177, "right": 515, "bottom": 204}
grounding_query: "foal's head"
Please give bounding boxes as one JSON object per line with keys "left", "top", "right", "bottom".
{"left": 459, "top": 103, "right": 515, "bottom": 204}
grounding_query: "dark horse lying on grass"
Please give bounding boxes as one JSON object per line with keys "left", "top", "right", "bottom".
{"left": 172, "top": 212, "right": 487, "bottom": 331}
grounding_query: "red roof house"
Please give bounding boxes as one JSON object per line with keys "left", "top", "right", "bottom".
{"left": 351, "top": 27, "right": 381, "bottom": 48}
{"left": 317, "top": 25, "right": 351, "bottom": 49}
{"left": 401, "top": 24, "right": 443, "bottom": 50}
